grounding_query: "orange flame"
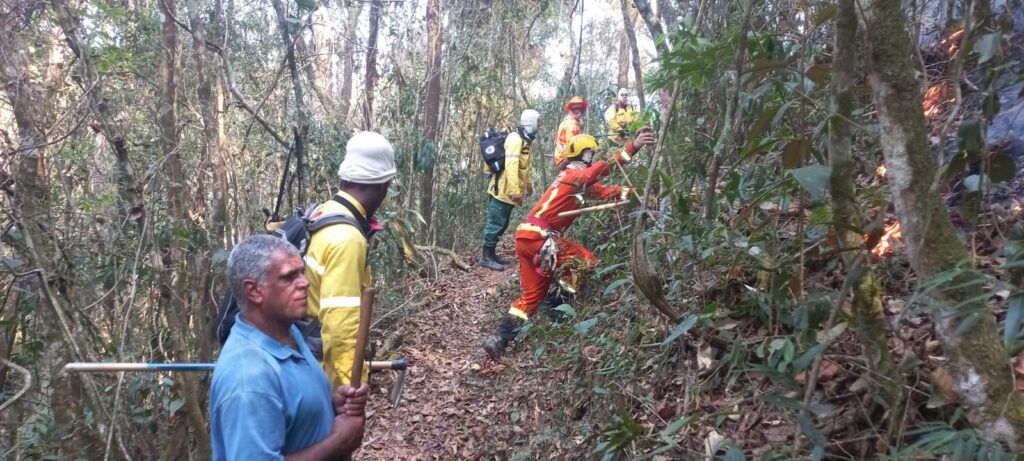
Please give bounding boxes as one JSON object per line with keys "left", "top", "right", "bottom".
{"left": 943, "top": 28, "right": 966, "bottom": 54}
{"left": 923, "top": 84, "right": 953, "bottom": 117}
{"left": 868, "top": 221, "right": 902, "bottom": 256}
{"left": 876, "top": 164, "right": 887, "bottom": 178}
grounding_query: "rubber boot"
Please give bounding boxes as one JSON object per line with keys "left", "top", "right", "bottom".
{"left": 483, "top": 314, "right": 525, "bottom": 360}
{"left": 492, "top": 250, "right": 511, "bottom": 266}
{"left": 479, "top": 246, "right": 505, "bottom": 272}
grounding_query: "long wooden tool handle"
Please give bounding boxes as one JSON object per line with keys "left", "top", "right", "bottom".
{"left": 557, "top": 200, "right": 630, "bottom": 218}
{"left": 349, "top": 287, "right": 374, "bottom": 388}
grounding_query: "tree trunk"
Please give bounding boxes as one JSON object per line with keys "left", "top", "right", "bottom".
{"left": 363, "top": 0, "right": 382, "bottom": 130}
{"left": 338, "top": 3, "right": 363, "bottom": 128}
{"left": 270, "top": 0, "right": 309, "bottom": 204}
{"left": 617, "top": 30, "right": 629, "bottom": 89}
{"left": 157, "top": 2, "right": 212, "bottom": 454}
{"left": 51, "top": 0, "right": 144, "bottom": 225}
{"left": 658, "top": 0, "right": 679, "bottom": 34}
{"left": 704, "top": 0, "right": 754, "bottom": 225}
{"left": 558, "top": 19, "right": 578, "bottom": 98}
{"left": 188, "top": 0, "right": 228, "bottom": 250}
{"left": 856, "top": 0, "right": 1024, "bottom": 447}
{"left": 159, "top": 0, "right": 184, "bottom": 223}
{"left": 633, "top": 0, "right": 670, "bottom": 56}
{"left": 419, "top": 0, "right": 442, "bottom": 232}
{"left": 828, "top": 0, "right": 901, "bottom": 428}
{"left": 620, "top": 0, "right": 646, "bottom": 108}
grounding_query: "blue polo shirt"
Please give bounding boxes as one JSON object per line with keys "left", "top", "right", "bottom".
{"left": 210, "top": 315, "right": 334, "bottom": 461}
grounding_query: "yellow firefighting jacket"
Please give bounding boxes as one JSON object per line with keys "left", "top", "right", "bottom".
{"left": 553, "top": 114, "right": 581, "bottom": 165}
{"left": 604, "top": 104, "right": 637, "bottom": 146}
{"left": 487, "top": 131, "right": 533, "bottom": 205}
{"left": 304, "top": 191, "right": 371, "bottom": 388}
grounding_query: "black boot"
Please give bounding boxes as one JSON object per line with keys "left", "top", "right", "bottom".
{"left": 540, "top": 290, "right": 569, "bottom": 323}
{"left": 480, "top": 246, "right": 505, "bottom": 271}
{"left": 492, "top": 250, "right": 511, "bottom": 266}
{"left": 483, "top": 314, "right": 525, "bottom": 360}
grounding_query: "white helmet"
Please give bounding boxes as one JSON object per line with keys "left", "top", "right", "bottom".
{"left": 337, "top": 131, "right": 397, "bottom": 184}
{"left": 520, "top": 109, "right": 540, "bottom": 136}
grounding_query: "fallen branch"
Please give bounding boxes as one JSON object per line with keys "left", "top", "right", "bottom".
{"left": 558, "top": 200, "right": 630, "bottom": 218}
{"left": 413, "top": 245, "right": 470, "bottom": 271}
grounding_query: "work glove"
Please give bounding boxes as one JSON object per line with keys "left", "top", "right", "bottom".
{"left": 509, "top": 194, "right": 523, "bottom": 204}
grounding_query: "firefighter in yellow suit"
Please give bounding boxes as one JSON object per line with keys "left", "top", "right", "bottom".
{"left": 480, "top": 109, "right": 541, "bottom": 271}
{"left": 604, "top": 88, "right": 637, "bottom": 146}
{"left": 304, "top": 131, "right": 396, "bottom": 387}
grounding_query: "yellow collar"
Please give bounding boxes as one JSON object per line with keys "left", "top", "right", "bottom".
{"left": 335, "top": 190, "right": 368, "bottom": 219}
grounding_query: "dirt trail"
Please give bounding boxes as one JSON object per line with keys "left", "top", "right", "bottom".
{"left": 359, "top": 248, "right": 523, "bottom": 460}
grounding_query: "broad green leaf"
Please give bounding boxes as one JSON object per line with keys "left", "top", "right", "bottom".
{"left": 958, "top": 119, "right": 983, "bottom": 155}
{"left": 1004, "top": 295, "right": 1024, "bottom": 346}
{"left": 659, "top": 415, "right": 698, "bottom": 441}
{"left": 662, "top": 315, "right": 700, "bottom": 346}
{"left": 797, "top": 414, "right": 826, "bottom": 460}
{"left": 168, "top": 399, "right": 185, "bottom": 414}
{"left": 724, "top": 446, "right": 747, "bottom": 461}
{"left": 973, "top": 33, "right": 1000, "bottom": 64}
{"left": 576, "top": 317, "right": 599, "bottom": 334}
{"left": 790, "top": 164, "right": 831, "bottom": 199}
{"left": 596, "top": 263, "right": 624, "bottom": 277}
{"left": 792, "top": 343, "right": 826, "bottom": 372}
{"left": 758, "top": 393, "right": 802, "bottom": 410}
{"left": 554, "top": 304, "right": 577, "bottom": 318}
{"left": 603, "top": 278, "right": 631, "bottom": 298}
{"left": 987, "top": 153, "right": 1016, "bottom": 183}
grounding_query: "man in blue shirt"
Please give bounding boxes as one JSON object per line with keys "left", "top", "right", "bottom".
{"left": 211, "top": 235, "right": 367, "bottom": 460}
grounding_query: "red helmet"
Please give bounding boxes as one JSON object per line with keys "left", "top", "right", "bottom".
{"left": 564, "top": 96, "right": 588, "bottom": 111}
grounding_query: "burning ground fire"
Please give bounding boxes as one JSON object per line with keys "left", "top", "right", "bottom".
{"left": 876, "top": 164, "right": 887, "bottom": 178}
{"left": 942, "top": 28, "right": 966, "bottom": 54}
{"left": 868, "top": 221, "right": 903, "bottom": 256}
{"left": 923, "top": 84, "right": 953, "bottom": 117}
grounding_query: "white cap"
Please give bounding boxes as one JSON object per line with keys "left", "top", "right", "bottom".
{"left": 337, "top": 131, "right": 397, "bottom": 184}
{"left": 520, "top": 109, "right": 540, "bottom": 134}
{"left": 618, "top": 88, "right": 629, "bottom": 98}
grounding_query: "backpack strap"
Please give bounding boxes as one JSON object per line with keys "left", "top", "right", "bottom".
{"left": 327, "top": 194, "right": 376, "bottom": 239}
{"left": 308, "top": 213, "right": 364, "bottom": 234}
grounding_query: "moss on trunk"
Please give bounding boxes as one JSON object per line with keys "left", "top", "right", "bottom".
{"left": 829, "top": 0, "right": 901, "bottom": 417}
{"left": 857, "top": 0, "right": 1024, "bottom": 448}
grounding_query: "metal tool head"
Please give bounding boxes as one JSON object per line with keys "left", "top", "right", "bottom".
{"left": 367, "top": 357, "right": 408, "bottom": 408}
{"left": 389, "top": 367, "right": 406, "bottom": 409}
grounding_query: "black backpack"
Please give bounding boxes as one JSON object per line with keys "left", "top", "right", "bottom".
{"left": 480, "top": 129, "right": 509, "bottom": 174}
{"left": 214, "top": 194, "right": 374, "bottom": 346}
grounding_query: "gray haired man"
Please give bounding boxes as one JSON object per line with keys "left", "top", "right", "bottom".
{"left": 210, "top": 235, "right": 367, "bottom": 460}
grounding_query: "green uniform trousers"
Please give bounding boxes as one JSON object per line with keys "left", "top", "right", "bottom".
{"left": 482, "top": 196, "right": 515, "bottom": 248}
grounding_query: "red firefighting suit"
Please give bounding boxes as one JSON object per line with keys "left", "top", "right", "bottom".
{"left": 506, "top": 141, "right": 639, "bottom": 320}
